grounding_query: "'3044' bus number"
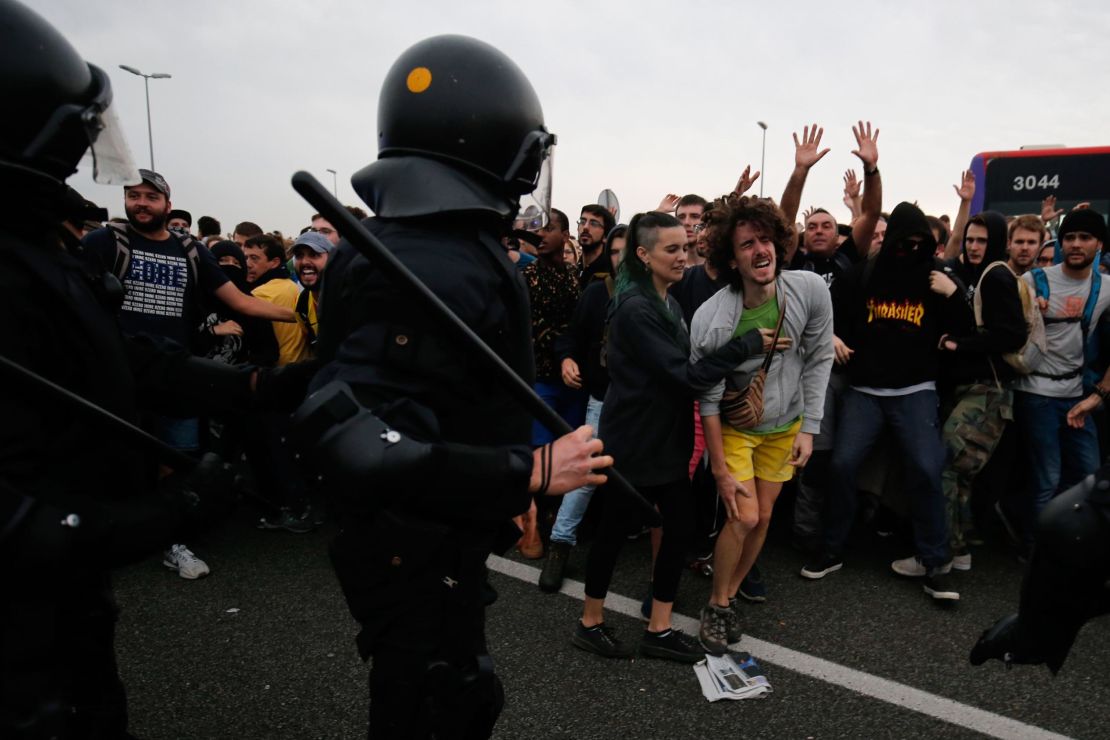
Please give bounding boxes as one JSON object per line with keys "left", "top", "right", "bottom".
{"left": 1013, "top": 174, "right": 1060, "bottom": 191}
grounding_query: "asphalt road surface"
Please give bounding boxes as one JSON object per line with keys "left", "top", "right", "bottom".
{"left": 113, "top": 505, "right": 1109, "bottom": 739}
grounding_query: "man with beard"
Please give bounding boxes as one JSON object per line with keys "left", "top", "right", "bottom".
{"left": 1013, "top": 210, "right": 1110, "bottom": 524}
{"left": 801, "top": 202, "right": 971, "bottom": 602}
{"left": 82, "top": 171, "right": 294, "bottom": 578}
{"left": 577, "top": 203, "right": 616, "bottom": 287}
{"left": 291, "top": 230, "right": 334, "bottom": 357}
{"left": 927, "top": 212, "right": 1026, "bottom": 574}
{"left": 1007, "top": 215, "right": 1047, "bottom": 276}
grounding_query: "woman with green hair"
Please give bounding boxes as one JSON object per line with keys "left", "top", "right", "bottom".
{"left": 571, "top": 211, "right": 785, "bottom": 663}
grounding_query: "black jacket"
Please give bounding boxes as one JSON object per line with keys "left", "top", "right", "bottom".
{"left": 942, "top": 211, "right": 1027, "bottom": 386}
{"left": 599, "top": 285, "right": 762, "bottom": 487}
{"left": 554, "top": 279, "right": 612, "bottom": 400}
{"left": 835, "top": 202, "right": 972, "bottom": 389}
{"left": 312, "top": 213, "right": 535, "bottom": 526}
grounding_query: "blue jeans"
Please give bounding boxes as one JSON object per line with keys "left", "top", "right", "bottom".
{"left": 1014, "top": 391, "right": 1100, "bottom": 515}
{"left": 532, "top": 380, "right": 587, "bottom": 447}
{"left": 550, "top": 396, "right": 604, "bottom": 546}
{"left": 824, "top": 389, "right": 949, "bottom": 568}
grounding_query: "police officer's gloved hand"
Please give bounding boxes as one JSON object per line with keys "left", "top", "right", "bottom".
{"left": 253, "top": 359, "right": 323, "bottom": 412}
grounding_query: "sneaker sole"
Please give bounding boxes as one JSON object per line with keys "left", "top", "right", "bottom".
{"left": 892, "top": 562, "right": 953, "bottom": 578}
{"left": 571, "top": 635, "right": 632, "bottom": 659}
{"left": 800, "top": 563, "right": 842, "bottom": 580}
{"left": 951, "top": 559, "right": 972, "bottom": 572}
{"left": 162, "top": 560, "right": 208, "bottom": 580}
{"left": 923, "top": 585, "right": 960, "bottom": 600}
{"left": 738, "top": 588, "right": 766, "bottom": 603}
{"left": 640, "top": 644, "right": 706, "bottom": 663}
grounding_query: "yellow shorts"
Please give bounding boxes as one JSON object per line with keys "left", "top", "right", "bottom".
{"left": 721, "top": 419, "right": 803, "bottom": 483}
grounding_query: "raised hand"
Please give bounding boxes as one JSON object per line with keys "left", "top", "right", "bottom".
{"left": 733, "top": 165, "right": 761, "bottom": 196}
{"left": 953, "top": 170, "right": 975, "bottom": 202}
{"left": 850, "top": 120, "right": 879, "bottom": 169}
{"left": 802, "top": 205, "right": 818, "bottom": 222}
{"left": 655, "top": 193, "right": 681, "bottom": 213}
{"left": 1041, "top": 195, "right": 1064, "bottom": 221}
{"left": 843, "top": 169, "right": 861, "bottom": 200}
{"left": 793, "top": 123, "right": 830, "bottom": 170}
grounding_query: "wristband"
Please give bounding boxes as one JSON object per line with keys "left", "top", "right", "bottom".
{"left": 864, "top": 166, "right": 879, "bottom": 177}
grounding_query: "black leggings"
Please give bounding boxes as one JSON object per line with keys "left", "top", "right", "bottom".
{"left": 584, "top": 478, "right": 695, "bottom": 604}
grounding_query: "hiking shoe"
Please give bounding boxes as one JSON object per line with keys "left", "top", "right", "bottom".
{"left": 698, "top": 605, "right": 731, "bottom": 655}
{"left": 892, "top": 555, "right": 952, "bottom": 577}
{"left": 726, "top": 598, "right": 743, "bottom": 643}
{"left": 738, "top": 563, "right": 767, "bottom": 603}
{"left": 923, "top": 571, "right": 960, "bottom": 601}
{"left": 538, "top": 541, "right": 570, "bottom": 593}
{"left": 572, "top": 622, "right": 633, "bottom": 658}
{"left": 163, "top": 544, "right": 209, "bottom": 580}
{"left": 951, "top": 549, "right": 972, "bottom": 572}
{"left": 800, "top": 553, "right": 843, "bottom": 580}
{"left": 641, "top": 628, "right": 706, "bottom": 663}
{"left": 258, "top": 509, "right": 315, "bottom": 534}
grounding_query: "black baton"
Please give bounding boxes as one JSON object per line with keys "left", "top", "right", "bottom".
{"left": 291, "top": 171, "right": 660, "bottom": 525}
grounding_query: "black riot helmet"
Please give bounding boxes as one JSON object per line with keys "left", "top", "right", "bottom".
{"left": 352, "top": 35, "right": 556, "bottom": 223}
{"left": 0, "top": 0, "right": 139, "bottom": 187}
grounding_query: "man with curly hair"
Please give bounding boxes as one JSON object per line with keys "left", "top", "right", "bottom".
{"left": 690, "top": 196, "right": 834, "bottom": 653}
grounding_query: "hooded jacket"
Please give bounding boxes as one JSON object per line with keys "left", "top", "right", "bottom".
{"left": 941, "top": 211, "right": 1027, "bottom": 386}
{"left": 834, "top": 202, "right": 971, "bottom": 389}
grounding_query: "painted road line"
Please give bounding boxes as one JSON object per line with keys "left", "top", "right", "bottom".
{"left": 487, "top": 554, "right": 1071, "bottom": 740}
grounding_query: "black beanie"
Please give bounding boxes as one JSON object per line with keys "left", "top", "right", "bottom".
{"left": 209, "top": 239, "right": 246, "bottom": 269}
{"left": 1058, "top": 209, "right": 1107, "bottom": 244}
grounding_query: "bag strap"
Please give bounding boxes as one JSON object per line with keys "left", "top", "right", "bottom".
{"left": 759, "top": 282, "right": 787, "bottom": 373}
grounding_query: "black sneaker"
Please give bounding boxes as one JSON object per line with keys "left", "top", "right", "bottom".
{"left": 572, "top": 622, "right": 633, "bottom": 658}
{"left": 923, "top": 570, "right": 960, "bottom": 601}
{"left": 538, "top": 541, "right": 570, "bottom": 593}
{"left": 738, "top": 563, "right": 767, "bottom": 603}
{"left": 640, "top": 628, "right": 706, "bottom": 663}
{"left": 800, "top": 553, "right": 843, "bottom": 580}
{"left": 698, "top": 605, "right": 731, "bottom": 655}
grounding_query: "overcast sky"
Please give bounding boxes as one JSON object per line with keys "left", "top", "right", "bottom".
{"left": 37, "top": 0, "right": 1110, "bottom": 236}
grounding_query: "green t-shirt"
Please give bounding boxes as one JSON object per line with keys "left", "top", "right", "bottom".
{"left": 730, "top": 294, "right": 798, "bottom": 435}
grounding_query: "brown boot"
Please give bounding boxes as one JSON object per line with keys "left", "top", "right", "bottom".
{"left": 518, "top": 501, "right": 544, "bottom": 559}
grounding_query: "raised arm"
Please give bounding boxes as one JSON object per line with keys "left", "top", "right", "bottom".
{"left": 842, "top": 170, "right": 862, "bottom": 221}
{"left": 850, "top": 121, "right": 882, "bottom": 251}
{"left": 781, "top": 123, "right": 830, "bottom": 264}
{"left": 943, "top": 170, "right": 975, "bottom": 261}
{"left": 215, "top": 281, "right": 296, "bottom": 323}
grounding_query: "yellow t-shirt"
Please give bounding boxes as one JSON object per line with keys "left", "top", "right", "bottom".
{"left": 251, "top": 278, "right": 307, "bottom": 366}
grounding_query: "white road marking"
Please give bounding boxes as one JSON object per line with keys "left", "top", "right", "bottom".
{"left": 487, "top": 554, "right": 1071, "bottom": 740}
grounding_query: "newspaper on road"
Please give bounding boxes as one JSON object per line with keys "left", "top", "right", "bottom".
{"left": 694, "top": 651, "right": 772, "bottom": 702}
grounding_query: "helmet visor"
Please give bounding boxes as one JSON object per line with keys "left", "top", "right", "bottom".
{"left": 80, "top": 99, "right": 141, "bottom": 186}
{"left": 514, "top": 144, "right": 553, "bottom": 228}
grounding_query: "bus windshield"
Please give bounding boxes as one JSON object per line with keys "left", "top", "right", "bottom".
{"left": 969, "top": 146, "right": 1110, "bottom": 221}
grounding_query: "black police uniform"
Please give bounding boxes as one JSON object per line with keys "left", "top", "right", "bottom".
{"left": 971, "top": 463, "right": 1110, "bottom": 673}
{"left": 297, "top": 34, "right": 554, "bottom": 740}
{"left": 0, "top": 3, "right": 309, "bottom": 735}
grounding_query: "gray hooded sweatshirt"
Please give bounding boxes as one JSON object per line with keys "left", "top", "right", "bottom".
{"left": 690, "top": 270, "right": 834, "bottom": 435}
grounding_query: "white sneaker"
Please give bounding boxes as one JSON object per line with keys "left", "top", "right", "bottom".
{"left": 891, "top": 555, "right": 951, "bottom": 577}
{"left": 163, "top": 544, "right": 210, "bottom": 580}
{"left": 951, "top": 551, "right": 972, "bottom": 571}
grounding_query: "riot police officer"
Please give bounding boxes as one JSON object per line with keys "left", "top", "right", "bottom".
{"left": 291, "top": 35, "right": 611, "bottom": 739}
{"left": 971, "top": 461, "right": 1110, "bottom": 673}
{"left": 0, "top": 2, "right": 311, "bottom": 736}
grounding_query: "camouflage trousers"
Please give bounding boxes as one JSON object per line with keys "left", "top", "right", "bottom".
{"left": 942, "top": 383, "right": 1013, "bottom": 552}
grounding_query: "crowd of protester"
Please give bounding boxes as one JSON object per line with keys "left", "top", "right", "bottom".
{"left": 69, "top": 120, "right": 1109, "bottom": 663}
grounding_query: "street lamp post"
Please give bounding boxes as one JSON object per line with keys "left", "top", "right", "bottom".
{"left": 757, "top": 121, "right": 768, "bottom": 197}
{"left": 326, "top": 168, "right": 338, "bottom": 197}
{"left": 119, "top": 65, "right": 171, "bottom": 170}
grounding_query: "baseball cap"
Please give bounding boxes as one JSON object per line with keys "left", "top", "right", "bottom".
{"left": 127, "top": 168, "right": 171, "bottom": 198}
{"left": 293, "top": 231, "right": 335, "bottom": 254}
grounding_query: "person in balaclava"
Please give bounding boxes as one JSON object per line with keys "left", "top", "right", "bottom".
{"left": 928, "top": 211, "right": 1027, "bottom": 575}
{"left": 200, "top": 239, "right": 250, "bottom": 365}
{"left": 800, "top": 202, "right": 973, "bottom": 602}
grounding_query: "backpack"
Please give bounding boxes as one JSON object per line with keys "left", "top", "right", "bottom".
{"left": 107, "top": 222, "right": 203, "bottom": 295}
{"left": 972, "top": 261, "right": 1045, "bottom": 375}
{"left": 1027, "top": 265, "right": 1102, "bottom": 384}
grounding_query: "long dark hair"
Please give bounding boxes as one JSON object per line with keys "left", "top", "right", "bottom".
{"left": 615, "top": 211, "right": 684, "bottom": 341}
